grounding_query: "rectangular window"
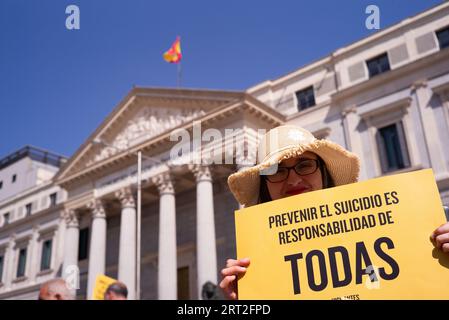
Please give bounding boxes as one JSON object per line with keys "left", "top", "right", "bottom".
{"left": 12, "top": 174, "right": 17, "bottom": 183}
{"left": 78, "top": 228, "right": 89, "bottom": 261}
{"left": 49, "top": 193, "right": 57, "bottom": 207}
{"left": 295, "top": 86, "right": 316, "bottom": 111}
{"left": 436, "top": 26, "right": 449, "bottom": 50}
{"left": 25, "top": 203, "right": 32, "bottom": 216}
{"left": 366, "top": 53, "right": 390, "bottom": 78}
{"left": 0, "top": 255, "right": 4, "bottom": 283}
{"left": 40, "top": 239, "right": 53, "bottom": 271}
{"left": 17, "top": 248, "right": 27, "bottom": 278}
{"left": 377, "top": 122, "right": 410, "bottom": 173}
{"left": 177, "top": 266, "right": 190, "bottom": 300}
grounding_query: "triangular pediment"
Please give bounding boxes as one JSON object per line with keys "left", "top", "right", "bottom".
{"left": 88, "top": 105, "right": 206, "bottom": 166}
{"left": 56, "top": 87, "right": 245, "bottom": 184}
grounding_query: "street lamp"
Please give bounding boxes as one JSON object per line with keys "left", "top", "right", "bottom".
{"left": 92, "top": 138, "right": 161, "bottom": 300}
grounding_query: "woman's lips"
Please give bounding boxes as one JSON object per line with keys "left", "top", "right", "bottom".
{"left": 285, "top": 186, "right": 310, "bottom": 196}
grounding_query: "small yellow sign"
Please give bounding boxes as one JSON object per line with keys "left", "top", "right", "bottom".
{"left": 235, "top": 169, "right": 449, "bottom": 299}
{"left": 92, "top": 274, "right": 117, "bottom": 300}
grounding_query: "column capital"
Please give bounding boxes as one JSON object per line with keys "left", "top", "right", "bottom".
{"left": 189, "top": 164, "right": 212, "bottom": 182}
{"left": 8, "top": 235, "right": 16, "bottom": 248}
{"left": 87, "top": 199, "right": 106, "bottom": 219}
{"left": 341, "top": 105, "right": 357, "bottom": 117}
{"left": 115, "top": 187, "right": 135, "bottom": 208}
{"left": 63, "top": 209, "right": 79, "bottom": 228}
{"left": 152, "top": 172, "right": 175, "bottom": 195}
{"left": 411, "top": 79, "right": 428, "bottom": 91}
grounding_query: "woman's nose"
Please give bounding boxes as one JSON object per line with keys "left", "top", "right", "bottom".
{"left": 286, "top": 168, "right": 303, "bottom": 185}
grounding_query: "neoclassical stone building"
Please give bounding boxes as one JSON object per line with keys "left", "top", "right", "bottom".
{"left": 1, "top": 1, "right": 449, "bottom": 300}
{"left": 55, "top": 89, "right": 283, "bottom": 300}
{"left": 0, "top": 147, "right": 67, "bottom": 299}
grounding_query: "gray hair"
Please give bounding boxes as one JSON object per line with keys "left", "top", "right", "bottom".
{"left": 39, "top": 278, "right": 75, "bottom": 300}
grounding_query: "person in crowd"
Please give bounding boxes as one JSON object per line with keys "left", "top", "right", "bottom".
{"left": 38, "top": 278, "right": 75, "bottom": 300}
{"left": 104, "top": 281, "right": 128, "bottom": 300}
{"left": 220, "top": 125, "right": 449, "bottom": 299}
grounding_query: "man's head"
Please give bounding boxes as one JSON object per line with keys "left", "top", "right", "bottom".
{"left": 38, "top": 278, "right": 75, "bottom": 300}
{"left": 104, "top": 282, "right": 128, "bottom": 300}
{"left": 201, "top": 281, "right": 217, "bottom": 300}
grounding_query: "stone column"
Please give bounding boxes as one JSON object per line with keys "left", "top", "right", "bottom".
{"left": 436, "top": 89, "right": 449, "bottom": 176}
{"left": 115, "top": 187, "right": 136, "bottom": 300}
{"left": 190, "top": 165, "right": 218, "bottom": 298}
{"left": 441, "top": 90, "right": 449, "bottom": 124}
{"left": 62, "top": 209, "right": 80, "bottom": 296}
{"left": 341, "top": 105, "right": 366, "bottom": 180}
{"left": 412, "top": 80, "right": 448, "bottom": 175}
{"left": 86, "top": 199, "right": 107, "bottom": 300}
{"left": 152, "top": 172, "right": 177, "bottom": 300}
{"left": 4, "top": 237, "right": 15, "bottom": 289}
{"left": 62, "top": 210, "right": 79, "bottom": 275}
{"left": 28, "top": 227, "right": 40, "bottom": 283}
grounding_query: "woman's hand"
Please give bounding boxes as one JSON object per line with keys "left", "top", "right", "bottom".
{"left": 219, "top": 258, "right": 250, "bottom": 300}
{"left": 431, "top": 222, "right": 449, "bottom": 253}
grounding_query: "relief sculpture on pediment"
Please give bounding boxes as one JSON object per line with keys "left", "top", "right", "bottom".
{"left": 86, "top": 107, "right": 205, "bottom": 166}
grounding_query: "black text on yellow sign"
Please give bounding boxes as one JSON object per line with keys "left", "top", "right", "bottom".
{"left": 235, "top": 169, "right": 449, "bottom": 299}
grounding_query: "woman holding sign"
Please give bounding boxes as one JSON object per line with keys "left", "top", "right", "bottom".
{"left": 219, "top": 125, "right": 449, "bottom": 299}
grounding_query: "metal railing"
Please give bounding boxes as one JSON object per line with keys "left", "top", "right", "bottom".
{"left": 0, "top": 146, "right": 67, "bottom": 170}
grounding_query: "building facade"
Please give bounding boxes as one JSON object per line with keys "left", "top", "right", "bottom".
{"left": 0, "top": 147, "right": 67, "bottom": 299}
{"left": 1, "top": 1, "right": 448, "bottom": 300}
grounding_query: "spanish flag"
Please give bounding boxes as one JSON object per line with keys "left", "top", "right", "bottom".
{"left": 163, "top": 36, "right": 182, "bottom": 64}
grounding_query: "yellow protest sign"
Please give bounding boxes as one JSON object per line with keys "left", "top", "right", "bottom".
{"left": 235, "top": 169, "right": 449, "bottom": 299}
{"left": 92, "top": 274, "right": 117, "bottom": 300}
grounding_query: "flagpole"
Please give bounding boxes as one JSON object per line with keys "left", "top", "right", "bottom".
{"left": 177, "top": 62, "right": 182, "bottom": 88}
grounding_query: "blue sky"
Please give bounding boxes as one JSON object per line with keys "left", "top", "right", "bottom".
{"left": 0, "top": 0, "right": 443, "bottom": 158}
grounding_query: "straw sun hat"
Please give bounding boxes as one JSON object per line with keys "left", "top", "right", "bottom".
{"left": 227, "top": 125, "right": 360, "bottom": 207}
